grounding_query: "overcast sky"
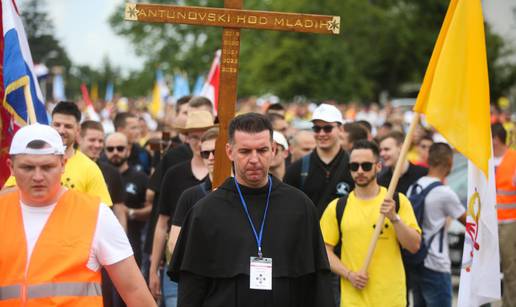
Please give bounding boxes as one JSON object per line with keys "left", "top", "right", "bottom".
{"left": 19, "top": 0, "right": 144, "bottom": 73}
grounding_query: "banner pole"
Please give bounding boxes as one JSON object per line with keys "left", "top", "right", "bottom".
{"left": 359, "top": 112, "right": 421, "bottom": 273}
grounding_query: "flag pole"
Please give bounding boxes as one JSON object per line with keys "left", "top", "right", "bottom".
{"left": 359, "top": 112, "right": 421, "bottom": 273}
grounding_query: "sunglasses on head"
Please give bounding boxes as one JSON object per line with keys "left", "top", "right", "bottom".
{"left": 312, "top": 125, "right": 335, "bottom": 133}
{"left": 349, "top": 162, "right": 374, "bottom": 172}
{"left": 200, "top": 150, "right": 215, "bottom": 159}
{"left": 106, "top": 146, "right": 126, "bottom": 153}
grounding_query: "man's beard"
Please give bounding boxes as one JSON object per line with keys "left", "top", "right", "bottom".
{"left": 109, "top": 157, "right": 127, "bottom": 167}
{"left": 353, "top": 172, "right": 377, "bottom": 188}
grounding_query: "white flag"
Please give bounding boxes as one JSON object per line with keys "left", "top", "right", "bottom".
{"left": 458, "top": 156, "right": 501, "bottom": 306}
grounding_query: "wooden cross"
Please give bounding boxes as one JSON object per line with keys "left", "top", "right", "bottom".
{"left": 125, "top": 1, "right": 340, "bottom": 188}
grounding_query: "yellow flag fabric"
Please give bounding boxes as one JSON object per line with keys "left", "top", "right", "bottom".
{"left": 150, "top": 82, "right": 162, "bottom": 118}
{"left": 90, "top": 83, "right": 99, "bottom": 103}
{"left": 413, "top": 0, "right": 491, "bottom": 176}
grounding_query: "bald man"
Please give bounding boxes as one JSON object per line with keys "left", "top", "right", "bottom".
{"left": 105, "top": 133, "right": 150, "bottom": 266}
{"left": 290, "top": 130, "right": 316, "bottom": 163}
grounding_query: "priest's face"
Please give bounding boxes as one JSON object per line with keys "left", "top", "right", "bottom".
{"left": 226, "top": 130, "right": 276, "bottom": 188}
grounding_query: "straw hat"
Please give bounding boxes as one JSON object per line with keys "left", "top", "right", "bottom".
{"left": 176, "top": 110, "right": 216, "bottom": 133}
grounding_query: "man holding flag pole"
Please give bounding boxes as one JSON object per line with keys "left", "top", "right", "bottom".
{"left": 355, "top": 0, "right": 501, "bottom": 306}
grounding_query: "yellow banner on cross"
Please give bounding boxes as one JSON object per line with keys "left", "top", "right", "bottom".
{"left": 413, "top": 0, "right": 491, "bottom": 177}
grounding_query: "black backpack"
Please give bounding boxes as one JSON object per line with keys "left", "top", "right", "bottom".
{"left": 402, "top": 181, "right": 445, "bottom": 266}
{"left": 333, "top": 192, "right": 400, "bottom": 255}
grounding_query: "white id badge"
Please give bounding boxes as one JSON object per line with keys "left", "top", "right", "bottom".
{"left": 250, "top": 257, "right": 272, "bottom": 290}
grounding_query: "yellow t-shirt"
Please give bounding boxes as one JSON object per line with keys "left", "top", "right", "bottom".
{"left": 4, "top": 150, "right": 112, "bottom": 206}
{"left": 320, "top": 187, "right": 420, "bottom": 307}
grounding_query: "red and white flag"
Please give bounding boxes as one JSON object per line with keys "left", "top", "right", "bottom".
{"left": 81, "top": 83, "right": 100, "bottom": 121}
{"left": 200, "top": 50, "right": 220, "bottom": 113}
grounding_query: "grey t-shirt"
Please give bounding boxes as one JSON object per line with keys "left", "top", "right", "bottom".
{"left": 407, "top": 176, "right": 466, "bottom": 273}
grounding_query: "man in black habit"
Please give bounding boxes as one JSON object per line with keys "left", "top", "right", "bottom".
{"left": 169, "top": 113, "right": 335, "bottom": 307}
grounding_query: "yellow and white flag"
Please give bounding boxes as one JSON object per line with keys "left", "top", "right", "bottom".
{"left": 413, "top": 0, "right": 501, "bottom": 305}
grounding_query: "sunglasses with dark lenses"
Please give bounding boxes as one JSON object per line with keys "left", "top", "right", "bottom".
{"left": 200, "top": 150, "right": 215, "bottom": 159}
{"left": 312, "top": 125, "right": 335, "bottom": 133}
{"left": 349, "top": 162, "right": 374, "bottom": 172}
{"left": 106, "top": 146, "right": 126, "bottom": 153}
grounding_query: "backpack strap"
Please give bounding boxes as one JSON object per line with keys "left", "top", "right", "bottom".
{"left": 394, "top": 192, "right": 400, "bottom": 213}
{"left": 300, "top": 154, "right": 310, "bottom": 190}
{"left": 334, "top": 194, "right": 349, "bottom": 256}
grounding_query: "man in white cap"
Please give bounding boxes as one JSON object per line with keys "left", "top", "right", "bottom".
{"left": 0, "top": 124, "right": 155, "bottom": 306}
{"left": 270, "top": 131, "right": 289, "bottom": 180}
{"left": 284, "top": 103, "right": 354, "bottom": 214}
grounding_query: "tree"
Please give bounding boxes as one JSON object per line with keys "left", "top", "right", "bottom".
{"left": 20, "top": 0, "right": 71, "bottom": 70}
{"left": 109, "top": 0, "right": 516, "bottom": 102}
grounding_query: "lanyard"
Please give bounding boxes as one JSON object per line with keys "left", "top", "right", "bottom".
{"left": 234, "top": 176, "right": 272, "bottom": 258}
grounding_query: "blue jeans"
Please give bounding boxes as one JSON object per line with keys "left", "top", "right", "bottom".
{"left": 411, "top": 265, "right": 452, "bottom": 307}
{"left": 161, "top": 266, "right": 177, "bottom": 307}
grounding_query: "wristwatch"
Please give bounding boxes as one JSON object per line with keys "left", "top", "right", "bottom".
{"left": 390, "top": 214, "right": 401, "bottom": 224}
{"left": 128, "top": 209, "right": 135, "bottom": 220}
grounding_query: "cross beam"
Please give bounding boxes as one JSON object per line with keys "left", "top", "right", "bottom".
{"left": 125, "top": 2, "right": 340, "bottom": 188}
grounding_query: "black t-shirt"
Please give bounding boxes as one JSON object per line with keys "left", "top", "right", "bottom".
{"left": 169, "top": 176, "right": 335, "bottom": 307}
{"left": 97, "top": 161, "right": 125, "bottom": 204}
{"left": 145, "top": 143, "right": 193, "bottom": 254}
{"left": 121, "top": 168, "right": 148, "bottom": 209}
{"left": 149, "top": 144, "right": 193, "bottom": 191}
{"left": 120, "top": 167, "right": 148, "bottom": 265}
{"left": 283, "top": 150, "right": 354, "bottom": 215}
{"left": 377, "top": 162, "right": 428, "bottom": 195}
{"left": 128, "top": 143, "right": 151, "bottom": 175}
{"left": 158, "top": 160, "right": 206, "bottom": 218}
{"left": 172, "top": 179, "right": 211, "bottom": 227}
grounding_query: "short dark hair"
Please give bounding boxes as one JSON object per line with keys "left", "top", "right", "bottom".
{"left": 188, "top": 96, "right": 213, "bottom": 110}
{"left": 344, "top": 122, "right": 368, "bottom": 144}
{"left": 228, "top": 113, "right": 273, "bottom": 144}
{"left": 176, "top": 95, "right": 192, "bottom": 113}
{"left": 351, "top": 139, "right": 380, "bottom": 160}
{"left": 420, "top": 131, "right": 434, "bottom": 143}
{"left": 266, "top": 113, "right": 284, "bottom": 125}
{"left": 80, "top": 120, "right": 104, "bottom": 137}
{"left": 113, "top": 112, "right": 137, "bottom": 131}
{"left": 356, "top": 120, "right": 372, "bottom": 133}
{"left": 491, "top": 123, "right": 507, "bottom": 145}
{"left": 428, "top": 142, "right": 453, "bottom": 168}
{"left": 201, "top": 127, "right": 219, "bottom": 143}
{"left": 380, "top": 130, "right": 405, "bottom": 147}
{"left": 267, "top": 103, "right": 285, "bottom": 112}
{"left": 52, "top": 101, "right": 81, "bottom": 123}
{"left": 381, "top": 121, "right": 393, "bottom": 130}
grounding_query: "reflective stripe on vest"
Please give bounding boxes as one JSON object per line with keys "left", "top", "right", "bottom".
{"left": 0, "top": 285, "right": 20, "bottom": 300}
{"left": 28, "top": 282, "right": 101, "bottom": 299}
{"left": 497, "top": 203, "right": 516, "bottom": 209}
{"left": 0, "top": 282, "right": 101, "bottom": 301}
{"left": 497, "top": 189, "right": 516, "bottom": 196}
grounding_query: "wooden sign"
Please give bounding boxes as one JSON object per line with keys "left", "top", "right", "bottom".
{"left": 125, "top": 3, "right": 340, "bottom": 34}
{"left": 125, "top": 1, "right": 340, "bottom": 188}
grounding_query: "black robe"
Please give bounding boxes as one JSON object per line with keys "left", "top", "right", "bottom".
{"left": 169, "top": 176, "right": 335, "bottom": 307}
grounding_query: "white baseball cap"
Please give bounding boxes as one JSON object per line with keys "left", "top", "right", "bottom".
{"left": 273, "top": 131, "right": 289, "bottom": 150}
{"left": 311, "top": 103, "right": 343, "bottom": 124}
{"left": 9, "top": 123, "right": 66, "bottom": 155}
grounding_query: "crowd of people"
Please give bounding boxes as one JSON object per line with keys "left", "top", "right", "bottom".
{"left": 1, "top": 95, "right": 515, "bottom": 307}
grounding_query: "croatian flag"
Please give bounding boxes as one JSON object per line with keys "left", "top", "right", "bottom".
{"left": 2, "top": 0, "right": 47, "bottom": 125}
{"left": 200, "top": 50, "right": 220, "bottom": 113}
{"left": 1, "top": 0, "right": 48, "bottom": 186}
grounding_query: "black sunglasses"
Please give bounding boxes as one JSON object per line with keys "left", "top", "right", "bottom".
{"left": 106, "top": 146, "right": 126, "bottom": 153}
{"left": 200, "top": 150, "right": 215, "bottom": 159}
{"left": 349, "top": 162, "right": 374, "bottom": 172}
{"left": 312, "top": 125, "right": 335, "bottom": 133}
